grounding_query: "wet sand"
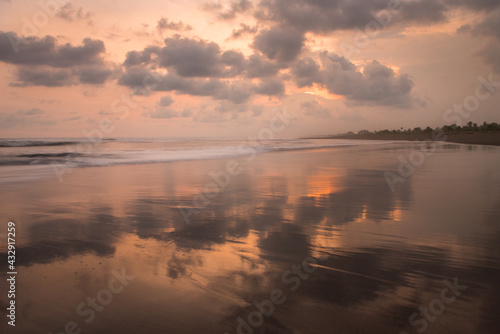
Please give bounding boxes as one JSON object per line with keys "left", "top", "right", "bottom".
{"left": 311, "top": 131, "right": 500, "bottom": 146}
{"left": 1, "top": 142, "right": 500, "bottom": 334}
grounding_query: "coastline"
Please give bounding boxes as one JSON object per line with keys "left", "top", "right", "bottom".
{"left": 306, "top": 132, "right": 500, "bottom": 146}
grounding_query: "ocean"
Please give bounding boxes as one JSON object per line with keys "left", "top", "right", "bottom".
{"left": 0, "top": 137, "right": 385, "bottom": 189}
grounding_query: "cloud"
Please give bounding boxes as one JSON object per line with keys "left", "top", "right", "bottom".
{"left": 253, "top": 77, "right": 285, "bottom": 96}
{"left": 148, "top": 107, "right": 179, "bottom": 119}
{"left": 445, "top": 0, "right": 500, "bottom": 12}
{"left": 469, "top": 8, "right": 500, "bottom": 39}
{"left": 451, "top": 6, "right": 500, "bottom": 72}
{"left": 123, "top": 46, "right": 162, "bottom": 67}
{"left": 255, "top": 0, "right": 452, "bottom": 35}
{"left": 0, "top": 109, "right": 54, "bottom": 129}
{"left": 10, "top": 67, "right": 75, "bottom": 87}
{"left": 118, "top": 67, "right": 254, "bottom": 103}
{"left": 78, "top": 65, "right": 115, "bottom": 84}
{"left": 229, "top": 23, "right": 258, "bottom": 39}
{"left": 0, "top": 32, "right": 105, "bottom": 67}
{"left": 221, "top": 50, "right": 246, "bottom": 76}
{"left": 0, "top": 32, "right": 115, "bottom": 86}
{"left": 292, "top": 57, "right": 321, "bottom": 88}
{"left": 124, "top": 39, "right": 281, "bottom": 79}
{"left": 56, "top": 3, "right": 94, "bottom": 23}
{"left": 300, "top": 99, "right": 331, "bottom": 118}
{"left": 203, "top": 0, "right": 252, "bottom": 20}
{"left": 477, "top": 44, "right": 500, "bottom": 73}
{"left": 63, "top": 116, "right": 82, "bottom": 121}
{"left": 398, "top": 0, "right": 448, "bottom": 23}
{"left": 157, "top": 17, "right": 192, "bottom": 33}
{"left": 291, "top": 52, "right": 415, "bottom": 108}
{"left": 159, "top": 95, "right": 174, "bottom": 107}
{"left": 158, "top": 36, "right": 242, "bottom": 77}
{"left": 245, "top": 53, "right": 280, "bottom": 78}
{"left": 324, "top": 54, "right": 414, "bottom": 107}
{"left": 181, "top": 108, "right": 193, "bottom": 117}
{"left": 98, "top": 110, "right": 115, "bottom": 115}
{"left": 252, "top": 26, "right": 305, "bottom": 64}
{"left": 17, "top": 108, "right": 44, "bottom": 116}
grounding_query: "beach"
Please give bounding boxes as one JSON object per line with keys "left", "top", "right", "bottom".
{"left": 0, "top": 139, "right": 499, "bottom": 334}
{"left": 310, "top": 132, "right": 500, "bottom": 147}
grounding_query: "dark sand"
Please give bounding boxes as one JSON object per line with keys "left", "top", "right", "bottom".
{"left": 310, "top": 131, "right": 500, "bottom": 146}
{"left": 1, "top": 142, "right": 500, "bottom": 334}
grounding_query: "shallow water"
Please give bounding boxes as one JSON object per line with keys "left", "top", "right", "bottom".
{"left": 0, "top": 141, "right": 499, "bottom": 334}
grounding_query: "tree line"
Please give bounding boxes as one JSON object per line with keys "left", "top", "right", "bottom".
{"left": 347, "top": 121, "right": 500, "bottom": 136}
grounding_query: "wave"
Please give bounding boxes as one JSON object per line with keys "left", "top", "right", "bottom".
{"left": 0, "top": 139, "right": 389, "bottom": 168}
{"left": 0, "top": 140, "right": 78, "bottom": 147}
{"left": 17, "top": 153, "right": 84, "bottom": 158}
{"left": 0, "top": 138, "right": 117, "bottom": 147}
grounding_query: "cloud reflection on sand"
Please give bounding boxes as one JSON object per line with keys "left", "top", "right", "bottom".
{"left": 0, "top": 143, "right": 499, "bottom": 333}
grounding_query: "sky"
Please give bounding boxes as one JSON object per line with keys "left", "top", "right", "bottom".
{"left": 0, "top": 0, "right": 499, "bottom": 138}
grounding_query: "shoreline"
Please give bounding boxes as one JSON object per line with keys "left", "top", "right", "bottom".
{"left": 306, "top": 132, "right": 500, "bottom": 146}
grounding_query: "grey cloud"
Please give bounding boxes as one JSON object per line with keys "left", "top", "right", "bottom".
{"left": 477, "top": 44, "right": 500, "bottom": 73}
{"left": 181, "top": 108, "right": 193, "bottom": 117}
{"left": 254, "top": 77, "right": 285, "bottom": 96}
{"left": 17, "top": 108, "right": 44, "bottom": 116}
{"left": 445, "top": 0, "right": 500, "bottom": 11}
{"left": 300, "top": 100, "right": 331, "bottom": 118}
{"left": 11, "top": 67, "right": 75, "bottom": 87}
{"left": 399, "top": 0, "right": 448, "bottom": 23}
{"left": 159, "top": 36, "right": 231, "bottom": 77}
{"left": 98, "top": 110, "right": 115, "bottom": 115}
{"left": 221, "top": 50, "right": 246, "bottom": 76}
{"left": 63, "top": 116, "right": 82, "bottom": 121}
{"left": 78, "top": 65, "right": 115, "bottom": 84}
{"left": 252, "top": 26, "right": 305, "bottom": 64}
{"left": 123, "top": 46, "right": 161, "bottom": 67}
{"left": 292, "top": 57, "right": 321, "bottom": 87}
{"left": 118, "top": 66, "right": 253, "bottom": 104}
{"left": 0, "top": 32, "right": 114, "bottom": 86}
{"left": 469, "top": 8, "right": 500, "bottom": 39}
{"left": 125, "top": 40, "right": 277, "bottom": 79}
{"left": 159, "top": 95, "right": 174, "bottom": 107}
{"left": 56, "top": 3, "right": 94, "bottom": 22}
{"left": 221, "top": 81, "right": 253, "bottom": 103}
{"left": 255, "top": 0, "right": 452, "bottom": 34}
{"left": 124, "top": 37, "right": 262, "bottom": 79}
{"left": 326, "top": 56, "right": 414, "bottom": 107}
{"left": 204, "top": 0, "right": 252, "bottom": 20}
{"left": 291, "top": 52, "right": 415, "bottom": 108}
{"left": 0, "top": 32, "right": 105, "bottom": 67}
{"left": 245, "top": 53, "right": 280, "bottom": 78}
{"left": 0, "top": 110, "right": 55, "bottom": 129}
{"left": 251, "top": 104, "right": 264, "bottom": 116}
{"left": 148, "top": 108, "right": 179, "bottom": 119}
{"left": 157, "top": 17, "right": 192, "bottom": 33}
{"left": 230, "top": 23, "right": 258, "bottom": 39}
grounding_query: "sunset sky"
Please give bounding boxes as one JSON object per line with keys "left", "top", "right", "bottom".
{"left": 1, "top": 0, "right": 499, "bottom": 138}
